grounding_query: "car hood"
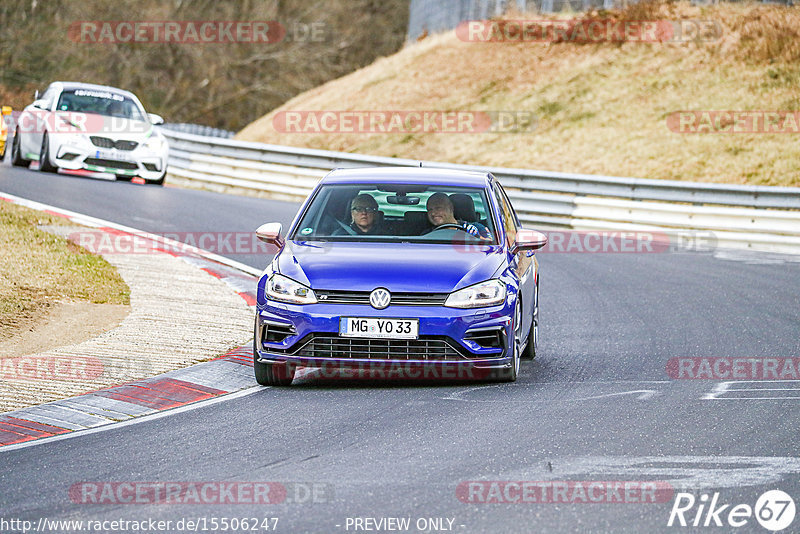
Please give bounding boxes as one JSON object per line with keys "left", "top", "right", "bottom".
{"left": 276, "top": 241, "right": 507, "bottom": 293}
{"left": 48, "top": 112, "right": 154, "bottom": 140}
{"left": 88, "top": 117, "right": 154, "bottom": 140}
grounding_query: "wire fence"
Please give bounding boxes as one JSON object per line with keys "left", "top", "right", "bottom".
{"left": 407, "top": 0, "right": 793, "bottom": 40}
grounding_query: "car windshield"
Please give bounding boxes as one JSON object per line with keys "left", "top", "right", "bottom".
{"left": 56, "top": 89, "right": 147, "bottom": 121}
{"left": 290, "top": 183, "right": 498, "bottom": 244}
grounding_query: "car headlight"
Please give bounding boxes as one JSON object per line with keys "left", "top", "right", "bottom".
{"left": 266, "top": 274, "right": 317, "bottom": 305}
{"left": 144, "top": 135, "right": 165, "bottom": 150}
{"left": 444, "top": 279, "right": 506, "bottom": 309}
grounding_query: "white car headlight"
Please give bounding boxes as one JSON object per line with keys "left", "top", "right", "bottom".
{"left": 144, "top": 135, "right": 165, "bottom": 150}
{"left": 444, "top": 279, "right": 506, "bottom": 309}
{"left": 266, "top": 274, "right": 317, "bottom": 305}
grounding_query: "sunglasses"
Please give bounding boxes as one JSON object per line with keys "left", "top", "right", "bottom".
{"left": 351, "top": 206, "right": 377, "bottom": 213}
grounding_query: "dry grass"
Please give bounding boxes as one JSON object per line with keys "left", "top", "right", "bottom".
{"left": 237, "top": 1, "right": 800, "bottom": 186}
{"left": 0, "top": 202, "right": 130, "bottom": 341}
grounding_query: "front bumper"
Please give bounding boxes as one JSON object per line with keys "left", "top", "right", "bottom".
{"left": 52, "top": 136, "right": 167, "bottom": 180}
{"left": 254, "top": 299, "right": 516, "bottom": 371}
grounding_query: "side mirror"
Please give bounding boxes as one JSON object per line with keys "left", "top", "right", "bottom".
{"left": 32, "top": 99, "right": 48, "bottom": 110}
{"left": 34, "top": 90, "right": 40, "bottom": 100}
{"left": 255, "top": 222, "right": 284, "bottom": 248}
{"left": 148, "top": 113, "right": 165, "bottom": 125}
{"left": 511, "top": 229, "right": 548, "bottom": 253}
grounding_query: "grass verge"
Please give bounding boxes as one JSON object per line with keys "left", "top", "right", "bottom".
{"left": 0, "top": 201, "right": 130, "bottom": 342}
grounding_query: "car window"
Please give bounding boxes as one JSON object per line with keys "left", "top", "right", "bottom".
{"left": 40, "top": 86, "right": 58, "bottom": 110}
{"left": 56, "top": 89, "right": 147, "bottom": 121}
{"left": 492, "top": 182, "right": 517, "bottom": 246}
{"left": 291, "top": 183, "right": 498, "bottom": 244}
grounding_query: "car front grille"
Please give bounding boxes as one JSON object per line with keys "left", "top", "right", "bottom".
{"left": 283, "top": 334, "right": 470, "bottom": 361}
{"left": 90, "top": 136, "right": 139, "bottom": 151}
{"left": 315, "top": 290, "right": 448, "bottom": 306}
{"left": 84, "top": 158, "right": 139, "bottom": 170}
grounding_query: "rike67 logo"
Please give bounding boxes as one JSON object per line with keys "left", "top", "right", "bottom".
{"left": 668, "top": 490, "right": 795, "bottom": 531}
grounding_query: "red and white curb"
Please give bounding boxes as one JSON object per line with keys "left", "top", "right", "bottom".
{"left": 0, "top": 345, "right": 256, "bottom": 448}
{"left": 0, "top": 192, "right": 262, "bottom": 448}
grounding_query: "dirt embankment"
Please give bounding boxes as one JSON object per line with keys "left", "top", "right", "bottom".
{"left": 238, "top": 1, "right": 800, "bottom": 186}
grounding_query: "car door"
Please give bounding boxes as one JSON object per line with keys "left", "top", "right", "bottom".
{"left": 492, "top": 181, "right": 535, "bottom": 341}
{"left": 28, "top": 86, "right": 57, "bottom": 155}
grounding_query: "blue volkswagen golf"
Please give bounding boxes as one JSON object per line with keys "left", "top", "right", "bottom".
{"left": 253, "top": 167, "right": 547, "bottom": 385}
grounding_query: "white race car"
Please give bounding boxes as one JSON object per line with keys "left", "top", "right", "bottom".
{"left": 11, "top": 81, "right": 169, "bottom": 185}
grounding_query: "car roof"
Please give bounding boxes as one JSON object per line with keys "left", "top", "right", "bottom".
{"left": 321, "top": 167, "right": 492, "bottom": 188}
{"left": 49, "top": 81, "right": 138, "bottom": 100}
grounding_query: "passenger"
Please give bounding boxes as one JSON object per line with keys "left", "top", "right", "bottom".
{"left": 338, "top": 193, "right": 385, "bottom": 235}
{"left": 425, "top": 192, "right": 491, "bottom": 239}
{"left": 107, "top": 100, "right": 126, "bottom": 118}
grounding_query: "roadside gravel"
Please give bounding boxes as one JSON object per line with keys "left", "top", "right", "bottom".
{"left": 0, "top": 225, "right": 254, "bottom": 413}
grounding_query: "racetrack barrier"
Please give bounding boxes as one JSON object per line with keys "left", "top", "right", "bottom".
{"left": 160, "top": 128, "right": 800, "bottom": 255}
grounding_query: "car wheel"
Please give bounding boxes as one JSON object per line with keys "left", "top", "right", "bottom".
{"left": 39, "top": 132, "right": 58, "bottom": 173}
{"left": 10, "top": 130, "right": 29, "bottom": 167}
{"left": 254, "top": 361, "right": 295, "bottom": 387}
{"left": 253, "top": 318, "right": 295, "bottom": 386}
{"left": 522, "top": 280, "right": 539, "bottom": 360}
{"left": 495, "top": 301, "right": 521, "bottom": 382}
{"left": 148, "top": 170, "right": 166, "bottom": 186}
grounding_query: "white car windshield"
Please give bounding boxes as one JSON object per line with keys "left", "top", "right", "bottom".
{"left": 56, "top": 89, "right": 147, "bottom": 122}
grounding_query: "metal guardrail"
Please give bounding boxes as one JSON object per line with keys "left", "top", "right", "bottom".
{"left": 161, "top": 129, "right": 800, "bottom": 255}
{"left": 161, "top": 123, "right": 235, "bottom": 139}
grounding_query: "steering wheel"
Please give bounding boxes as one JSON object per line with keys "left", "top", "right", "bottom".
{"left": 424, "top": 223, "right": 471, "bottom": 235}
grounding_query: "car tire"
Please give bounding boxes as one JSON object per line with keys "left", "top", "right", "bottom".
{"left": 10, "top": 130, "right": 29, "bottom": 167}
{"left": 254, "top": 360, "right": 295, "bottom": 387}
{"left": 494, "top": 301, "right": 521, "bottom": 382}
{"left": 148, "top": 170, "right": 166, "bottom": 186}
{"left": 39, "top": 132, "right": 58, "bottom": 173}
{"left": 522, "top": 280, "right": 539, "bottom": 360}
{"left": 253, "top": 318, "right": 295, "bottom": 386}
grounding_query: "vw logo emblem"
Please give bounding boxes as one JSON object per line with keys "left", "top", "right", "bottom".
{"left": 369, "top": 288, "right": 391, "bottom": 310}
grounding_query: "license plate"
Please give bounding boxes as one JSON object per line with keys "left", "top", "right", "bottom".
{"left": 95, "top": 149, "right": 133, "bottom": 162}
{"left": 339, "top": 317, "right": 419, "bottom": 339}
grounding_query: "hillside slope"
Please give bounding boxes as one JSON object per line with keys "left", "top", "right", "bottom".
{"left": 237, "top": 1, "right": 800, "bottom": 186}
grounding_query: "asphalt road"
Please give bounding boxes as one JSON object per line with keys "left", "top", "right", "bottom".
{"left": 1, "top": 162, "right": 800, "bottom": 533}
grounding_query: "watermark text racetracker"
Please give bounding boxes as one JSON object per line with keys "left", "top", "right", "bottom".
{"left": 272, "top": 110, "right": 537, "bottom": 134}
{"left": 667, "top": 357, "right": 800, "bottom": 380}
{"left": 456, "top": 19, "right": 722, "bottom": 43}
{"left": 454, "top": 230, "right": 717, "bottom": 254}
{"left": 68, "top": 230, "right": 719, "bottom": 256}
{"left": 1, "top": 355, "right": 154, "bottom": 383}
{"left": 457, "top": 481, "right": 674, "bottom": 503}
{"left": 68, "top": 20, "right": 327, "bottom": 44}
{"left": 69, "top": 230, "right": 277, "bottom": 256}
{"left": 69, "top": 481, "right": 331, "bottom": 505}
{"left": 668, "top": 111, "right": 800, "bottom": 134}
{"left": 8, "top": 110, "right": 153, "bottom": 135}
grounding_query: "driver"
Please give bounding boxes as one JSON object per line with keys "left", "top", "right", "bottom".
{"left": 337, "top": 193, "right": 385, "bottom": 235}
{"left": 108, "top": 100, "right": 126, "bottom": 118}
{"left": 425, "top": 192, "right": 491, "bottom": 239}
